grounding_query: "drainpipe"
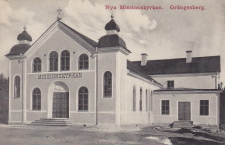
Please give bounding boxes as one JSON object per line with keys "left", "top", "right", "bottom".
{"left": 95, "top": 51, "right": 98, "bottom": 126}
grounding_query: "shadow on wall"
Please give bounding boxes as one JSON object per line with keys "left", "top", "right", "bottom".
{"left": 220, "top": 89, "right": 225, "bottom": 131}
{"left": 0, "top": 74, "right": 9, "bottom": 124}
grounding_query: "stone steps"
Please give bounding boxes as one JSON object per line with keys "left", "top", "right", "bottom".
{"left": 30, "top": 118, "right": 73, "bottom": 126}
{"left": 173, "top": 121, "right": 193, "bottom": 128}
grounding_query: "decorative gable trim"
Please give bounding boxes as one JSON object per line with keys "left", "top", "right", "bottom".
{"left": 24, "top": 21, "right": 97, "bottom": 58}
{"left": 58, "top": 22, "right": 97, "bottom": 54}
{"left": 24, "top": 21, "right": 59, "bottom": 58}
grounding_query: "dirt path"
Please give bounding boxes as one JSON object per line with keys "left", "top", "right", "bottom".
{"left": 0, "top": 125, "right": 224, "bottom": 145}
{"left": 0, "top": 125, "right": 163, "bottom": 145}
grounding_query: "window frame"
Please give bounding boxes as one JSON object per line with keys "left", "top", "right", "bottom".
{"left": 161, "top": 100, "right": 170, "bottom": 115}
{"left": 140, "top": 87, "right": 142, "bottom": 111}
{"left": 79, "top": 54, "right": 89, "bottom": 70}
{"left": 200, "top": 100, "right": 209, "bottom": 116}
{"left": 33, "top": 57, "right": 42, "bottom": 72}
{"left": 14, "top": 75, "right": 20, "bottom": 98}
{"left": 133, "top": 85, "right": 136, "bottom": 111}
{"left": 167, "top": 80, "right": 174, "bottom": 89}
{"left": 49, "top": 51, "right": 58, "bottom": 72}
{"left": 61, "top": 50, "right": 70, "bottom": 71}
{"left": 32, "top": 88, "right": 41, "bottom": 110}
{"left": 103, "top": 71, "right": 112, "bottom": 98}
{"left": 78, "top": 87, "right": 89, "bottom": 111}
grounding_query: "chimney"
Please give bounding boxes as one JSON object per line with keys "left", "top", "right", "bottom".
{"left": 141, "top": 53, "right": 148, "bottom": 66}
{"left": 186, "top": 51, "right": 192, "bottom": 63}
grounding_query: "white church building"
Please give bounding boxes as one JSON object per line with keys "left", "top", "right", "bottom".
{"left": 5, "top": 11, "right": 221, "bottom": 126}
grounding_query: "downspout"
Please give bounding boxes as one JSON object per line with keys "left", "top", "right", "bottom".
{"left": 95, "top": 50, "right": 98, "bottom": 126}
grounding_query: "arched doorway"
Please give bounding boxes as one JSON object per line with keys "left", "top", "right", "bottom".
{"left": 48, "top": 81, "right": 69, "bottom": 118}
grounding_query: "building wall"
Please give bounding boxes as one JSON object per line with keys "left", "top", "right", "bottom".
{"left": 152, "top": 93, "right": 219, "bottom": 125}
{"left": 117, "top": 52, "right": 127, "bottom": 125}
{"left": 152, "top": 75, "right": 218, "bottom": 89}
{"left": 97, "top": 50, "right": 117, "bottom": 124}
{"left": 26, "top": 29, "right": 96, "bottom": 73}
{"left": 124, "top": 73, "right": 160, "bottom": 125}
{"left": 9, "top": 59, "right": 23, "bottom": 123}
{"left": 10, "top": 29, "right": 98, "bottom": 124}
{"left": 8, "top": 28, "right": 220, "bottom": 126}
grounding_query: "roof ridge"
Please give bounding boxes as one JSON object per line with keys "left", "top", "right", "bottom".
{"left": 59, "top": 21, "right": 98, "bottom": 47}
{"left": 131, "top": 55, "right": 220, "bottom": 62}
{"left": 127, "top": 60, "right": 161, "bottom": 86}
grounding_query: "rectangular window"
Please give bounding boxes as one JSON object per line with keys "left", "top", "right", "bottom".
{"left": 162, "top": 100, "right": 170, "bottom": 115}
{"left": 200, "top": 100, "right": 209, "bottom": 115}
{"left": 167, "top": 81, "right": 174, "bottom": 88}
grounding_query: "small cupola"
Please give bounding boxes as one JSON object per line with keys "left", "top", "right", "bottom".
{"left": 104, "top": 13, "right": 120, "bottom": 35}
{"left": 98, "top": 13, "right": 130, "bottom": 52}
{"left": 6, "top": 26, "right": 32, "bottom": 56}
{"left": 17, "top": 26, "right": 32, "bottom": 44}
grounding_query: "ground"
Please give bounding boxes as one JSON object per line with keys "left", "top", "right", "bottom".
{"left": 0, "top": 124, "right": 225, "bottom": 145}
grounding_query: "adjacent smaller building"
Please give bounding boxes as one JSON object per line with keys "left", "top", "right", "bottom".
{"left": 133, "top": 52, "right": 221, "bottom": 125}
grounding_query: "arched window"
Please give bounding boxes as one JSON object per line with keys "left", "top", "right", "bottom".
{"left": 140, "top": 87, "right": 142, "bottom": 111}
{"left": 61, "top": 50, "right": 70, "bottom": 71}
{"left": 146, "top": 89, "right": 148, "bottom": 111}
{"left": 103, "top": 71, "right": 112, "bottom": 98}
{"left": 33, "top": 57, "right": 41, "bottom": 72}
{"left": 78, "top": 87, "right": 88, "bottom": 111}
{"left": 49, "top": 51, "right": 58, "bottom": 71}
{"left": 14, "top": 76, "right": 20, "bottom": 98}
{"left": 79, "top": 54, "right": 89, "bottom": 70}
{"left": 133, "top": 85, "right": 136, "bottom": 111}
{"left": 32, "top": 88, "right": 41, "bottom": 110}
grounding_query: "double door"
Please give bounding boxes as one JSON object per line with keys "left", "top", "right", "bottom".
{"left": 52, "top": 92, "right": 69, "bottom": 118}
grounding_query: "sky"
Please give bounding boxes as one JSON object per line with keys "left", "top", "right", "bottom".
{"left": 0, "top": 0, "right": 225, "bottom": 84}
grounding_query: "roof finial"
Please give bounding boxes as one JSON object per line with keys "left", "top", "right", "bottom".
{"left": 57, "top": 7, "right": 62, "bottom": 20}
{"left": 23, "top": 25, "right": 27, "bottom": 31}
{"left": 111, "top": 11, "right": 114, "bottom": 19}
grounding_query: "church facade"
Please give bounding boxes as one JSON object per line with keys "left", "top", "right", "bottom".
{"left": 5, "top": 13, "right": 221, "bottom": 126}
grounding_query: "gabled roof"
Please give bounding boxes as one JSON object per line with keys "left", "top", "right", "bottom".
{"left": 6, "top": 20, "right": 98, "bottom": 57}
{"left": 127, "top": 60, "right": 161, "bottom": 86}
{"left": 59, "top": 21, "right": 98, "bottom": 47}
{"left": 131, "top": 56, "right": 220, "bottom": 75}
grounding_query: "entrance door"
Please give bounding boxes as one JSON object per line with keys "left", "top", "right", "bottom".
{"left": 53, "top": 92, "right": 69, "bottom": 118}
{"left": 178, "top": 102, "right": 191, "bottom": 120}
